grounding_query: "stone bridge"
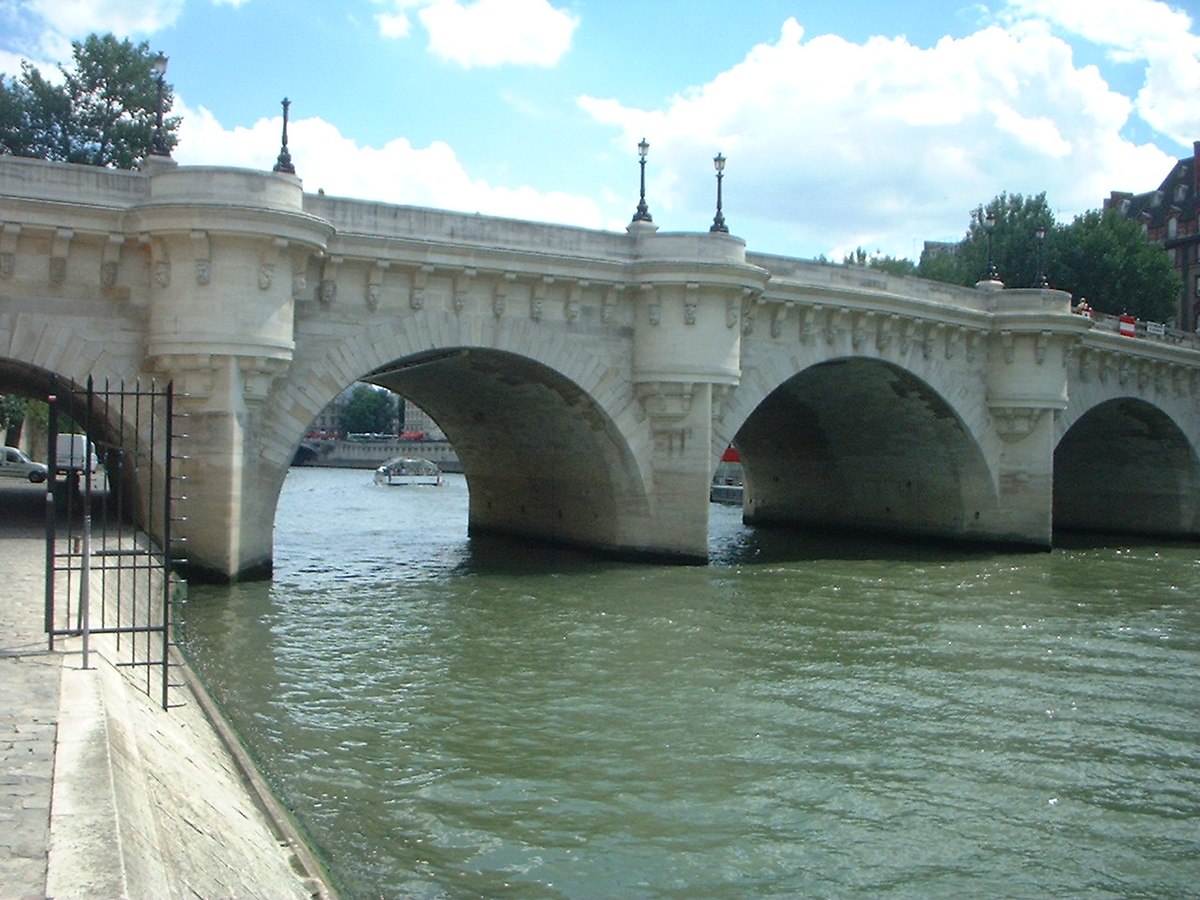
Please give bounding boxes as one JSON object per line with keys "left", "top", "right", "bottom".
{"left": 1, "top": 155, "right": 1198, "bottom": 580}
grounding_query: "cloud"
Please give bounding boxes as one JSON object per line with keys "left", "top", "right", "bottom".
{"left": 579, "top": 16, "right": 1177, "bottom": 259}
{"left": 173, "top": 100, "right": 605, "bottom": 228}
{"left": 1004, "top": 0, "right": 1200, "bottom": 147}
{"left": 372, "top": 0, "right": 577, "bottom": 67}
{"left": 26, "top": 0, "right": 184, "bottom": 37}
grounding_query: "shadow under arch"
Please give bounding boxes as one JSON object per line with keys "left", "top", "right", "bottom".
{"left": 1055, "top": 397, "right": 1200, "bottom": 540}
{"left": 732, "top": 357, "right": 997, "bottom": 547}
{"left": 364, "top": 346, "right": 653, "bottom": 557}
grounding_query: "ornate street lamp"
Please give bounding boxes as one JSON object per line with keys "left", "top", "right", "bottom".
{"left": 981, "top": 210, "right": 1000, "bottom": 282}
{"left": 149, "top": 52, "right": 170, "bottom": 157}
{"left": 273, "top": 97, "right": 296, "bottom": 175}
{"left": 710, "top": 152, "right": 728, "bottom": 233}
{"left": 1034, "top": 225, "right": 1048, "bottom": 288}
{"left": 631, "top": 138, "right": 652, "bottom": 223}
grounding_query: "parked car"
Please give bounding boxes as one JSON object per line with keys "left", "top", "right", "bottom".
{"left": 1, "top": 446, "right": 48, "bottom": 483}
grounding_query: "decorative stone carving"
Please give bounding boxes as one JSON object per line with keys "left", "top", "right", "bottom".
{"left": 101, "top": 234, "right": 125, "bottom": 288}
{"left": 566, "top": 281, "right": 584, "bottom": 323}
{"left": 494, "top": 273, "right": 515, "bottom": 318}
{"left": 451, "top": 268, "right": 474, "bottom": 315}
{"left": 49, "top": 229, "right": 72, "bottom": 286}
{"left": 852, "top": 311, "right": 869, "bottom": 350}
{"left": 367, "top": 261, "right": 389, "bottom": 310}
{"left": 195, "top": 259, "right": 211, "bottom": 286}
{"left": 603, "top": 285, "right": 620, "bottom": 325}
{"left": 990, "top": 405, "right": 1050, "bottom": 441}
{"left": 876, "top": 314, "right": 897, "bottom": 352}
{"left": 0, "top": 224, "right": 20, "bottom": 279}
{"left": 154, "top": 259, "right": 171, "bottom": 289}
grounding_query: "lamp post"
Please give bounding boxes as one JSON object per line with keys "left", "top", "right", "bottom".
{"left": 1034, "top": 225, "right": 1048, "bottom": 288}
{"left": 149, "top": 51, "right": 170, "bottom": 157}
{"left": 273, "top": 97, "right": 296, "bottom": 174}
{"left": 710, "top": 152, "right": 728, "bottom": 233}
{"left": 981, "top": 210, "right": 1000, "bottom": 282}
{"left": 631, "top": 138, "right": 652, "bottom": 223}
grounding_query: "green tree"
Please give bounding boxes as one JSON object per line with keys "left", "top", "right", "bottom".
{"left": 1054, "top": 209, "right": 1180, "bottom": 322}
{"left": 922, "top": 192, "right": 1056, "bottom": 288}
{"left": 339, "top": 385, "right": 396, "bottom": 435}
{"left": 843, "top": 246, "right": 918, "bottom": 277}
{"left": 0, "top": 34, "right": 178, "bottom": 167}
{"left": 917, "top": 191, "right": 1179, "bottom": 323}
{"left": 0, "top": 394, "right": 29, "bottom": 445}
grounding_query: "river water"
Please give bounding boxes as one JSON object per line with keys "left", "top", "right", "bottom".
{"left": 178, "top": 467, "right": 1200, "bottom": 899}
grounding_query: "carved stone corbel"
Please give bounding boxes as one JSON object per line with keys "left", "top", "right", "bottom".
{"left": 49, "top": 228, "right": 73, "bottom": 286}
{"left": 603, "top": 284, "right": 621, "bottom": 325}
{"left": 102, "top": 234, "right": 126, "bottom": 288}
{"left": 494, "top": 272, "right": 515, "bottom": 317}
{"left": 190, "top": 231, "right": 210, "bottom": 286}
{"left": 450, "top": 268, "right": 474, "bottom": 314}
{"left": 989, "top": 405, "right": 1051, "bottom": 441}
{"left": 367, "top": 260, "right": 390, "bottom": 310}
{"left": 411, "top": 264, "right": 433, "bottom": 310}
{"left": 684, "top": 283, "right": 699, "bottom": 326}
{"left": 320, "top": 255, "right": 341, "bottom": 305}
{"left": 0, "top": 223, "right": 20, "bottom": 279}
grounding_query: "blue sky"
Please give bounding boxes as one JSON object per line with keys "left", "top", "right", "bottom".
{"left": 2, "top": 0, "right": 1198, "bottom": 262}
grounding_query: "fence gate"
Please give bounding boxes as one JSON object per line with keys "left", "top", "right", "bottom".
{"left": 44, "top": 377, "right": 185, "bottom": 709}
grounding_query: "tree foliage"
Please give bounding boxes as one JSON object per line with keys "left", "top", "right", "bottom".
{"left": 1053, "top": 209, "right": 1180, "bottom": 322}
{"left": 915, "top": 191, "right": 1181, "bottom": 323}
{"left": 0, "top": 34, "right": 178, "bottom": 168}
{"left": 843, "top": 247, "right": 917, "bottom": 277}
{"left": 339, "top": 385, "right": 398, "bottom": 436}
{"left": 0, "top": 394, "right": 29, "bottom": 444}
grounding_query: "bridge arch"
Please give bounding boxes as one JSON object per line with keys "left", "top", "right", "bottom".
{"left": 256, "top": 311, "right": 659, "bottom": 566}
{"left": 1054, "top": 396, "right": 1200, "bottom": 538}
{"left": 724, "top": 356, "right": 998, "bottom": 544}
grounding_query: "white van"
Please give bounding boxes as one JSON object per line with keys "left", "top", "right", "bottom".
{"left": 1, "top": 446, "right": 49, "bottom": 483}
{"left": 55, "top": 433, "right": 99, "bottom": 475}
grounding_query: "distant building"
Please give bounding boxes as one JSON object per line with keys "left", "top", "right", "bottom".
{"left": 1105, "top": 140, "right": 1200, "bottom": 330}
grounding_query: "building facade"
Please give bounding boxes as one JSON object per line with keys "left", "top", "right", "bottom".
{"left": 1106, "top": 140, "right": 1200, "bottom": 331}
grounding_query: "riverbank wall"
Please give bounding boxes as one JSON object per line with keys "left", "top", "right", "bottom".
{"left": 295, "top": 438, "right": 462, "bottom": 472}
{"left": 0, "top": 482, "right": 337, "bottom": 898}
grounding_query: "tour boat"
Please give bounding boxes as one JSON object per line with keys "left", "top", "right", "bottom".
{"left": 373, "top": 456, "right": 443, "bottom": 486}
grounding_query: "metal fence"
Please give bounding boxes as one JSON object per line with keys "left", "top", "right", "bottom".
{"left": 44, "top": 377, "right": 186, "bottom": 709}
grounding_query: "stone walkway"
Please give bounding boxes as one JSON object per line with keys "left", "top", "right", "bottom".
{"left": 0, "top": 480, "right": 335, "bottom": 899}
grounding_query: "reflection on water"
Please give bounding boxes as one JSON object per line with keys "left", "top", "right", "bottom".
{"left": 180, "top": 468, "right": 1200, "bottom": 899}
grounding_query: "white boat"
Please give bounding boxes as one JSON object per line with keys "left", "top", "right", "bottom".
{"left": 373, "top": 456, "right": 443, "bottom": 486}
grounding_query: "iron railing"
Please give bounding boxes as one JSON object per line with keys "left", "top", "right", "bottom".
{"left": 44, "top": 377, "right": 187, "bottom": 709}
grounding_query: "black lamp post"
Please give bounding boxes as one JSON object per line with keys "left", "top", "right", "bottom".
{"left": 631, "top": 138, "right": 652, "bottom": 223}
{"left": 149, "top": 51, "right": 170, "bottom": 157}
{"left": 981, "top": 210, "right": 1000, "bottom": 282}
{"left": 273, "top": 97, "right": 296, "bottom": 174}
{"left": 710, "top": 152, "right": 728, "bottom": 233}
{"left": 1034, "top": 225, "right": 1048, "bottom": 288}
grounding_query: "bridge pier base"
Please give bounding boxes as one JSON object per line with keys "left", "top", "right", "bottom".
{"left": 989, "top": 406, "right": 1059, "bottom": 549}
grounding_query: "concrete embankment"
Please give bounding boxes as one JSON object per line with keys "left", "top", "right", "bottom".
{"left": 0, "top": 481, "right": 336, "bottom": 899}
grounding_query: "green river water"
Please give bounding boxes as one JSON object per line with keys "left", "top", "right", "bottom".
{"left": 178, "top": 467, "right": 1200, "bottom": 899}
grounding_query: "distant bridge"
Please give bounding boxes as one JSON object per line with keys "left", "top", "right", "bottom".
{"left": 1, "top": 155, "right": 1197, "bottom": 579}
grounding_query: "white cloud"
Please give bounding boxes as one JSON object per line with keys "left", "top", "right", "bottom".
{"left": 372, "top": 0, "right": 578, "bottom": 67}
{"left": 173, "top": 100, "right": 605, "bottom": 228}
{"left": 376, "top": 11, "right": 412, "bottom": 39}
{"left": 1005, "top": 0, "right": 1200, "bottom": 147}
{"left": 579, "top": 16, "right": 1176, "bottom": 258}
{"left": 26, "top": 0, "right": 184, "bottom": 36}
